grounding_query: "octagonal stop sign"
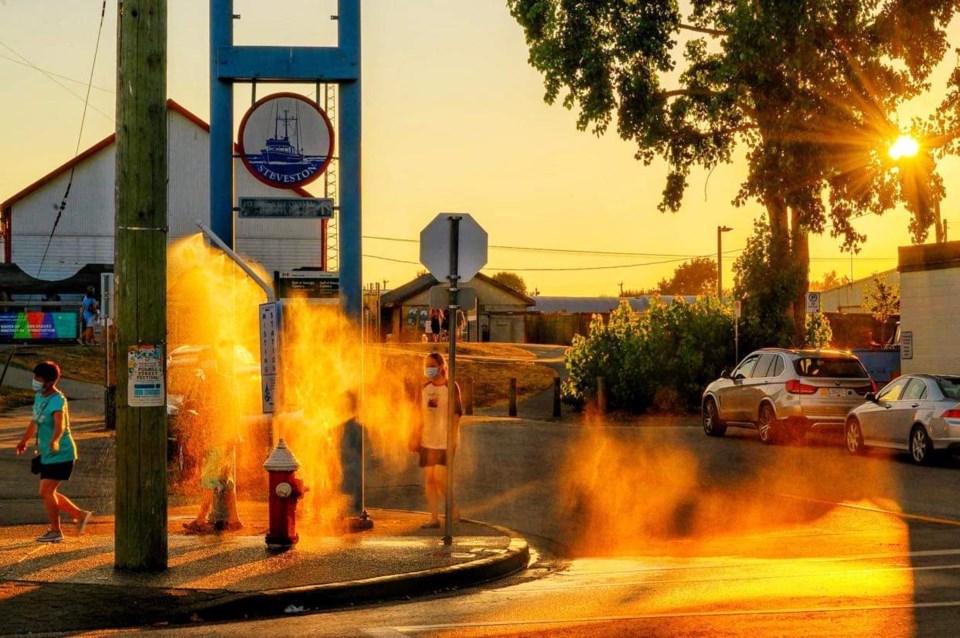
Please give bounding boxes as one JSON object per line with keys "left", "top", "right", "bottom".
{"left": 419, "top": 213, "right": 488, "bottom": 283}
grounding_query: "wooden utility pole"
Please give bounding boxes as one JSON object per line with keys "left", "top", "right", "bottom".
{"left": 115, "top": 0, "right": 168, "bottom": 570}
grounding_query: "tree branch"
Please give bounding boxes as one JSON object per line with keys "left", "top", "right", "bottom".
{"left": 678, "top": 23, "right": 729, "bottom": 37}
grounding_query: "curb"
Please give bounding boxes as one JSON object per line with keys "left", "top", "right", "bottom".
{"left": 176, "top": 519, "right": 529, "bottom": 623}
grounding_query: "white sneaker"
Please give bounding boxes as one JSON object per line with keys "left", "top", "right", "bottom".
{"left": 76, "top": 510, "right": 93, "bottom": 536}
{"left": 36, "top": 529, "right": 63, "bottom": 543}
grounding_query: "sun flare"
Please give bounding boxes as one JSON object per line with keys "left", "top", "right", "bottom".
{"left": 888, "top": 134, "right": 920, "bottom": 160}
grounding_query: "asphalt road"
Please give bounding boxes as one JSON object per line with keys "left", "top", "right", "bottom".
{"left": 122, "top": 418, "right": 960, "bottom": 637}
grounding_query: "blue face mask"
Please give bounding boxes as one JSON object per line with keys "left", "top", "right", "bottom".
{"left": 424, "top": 367, "right": 439, "bottom": 379}
{"left": 32, "top": 379, "right": 45, "bottom": 393}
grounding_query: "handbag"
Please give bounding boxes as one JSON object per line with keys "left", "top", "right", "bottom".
{"left": 31, "top": 455, "right": 41, "bottom": 475}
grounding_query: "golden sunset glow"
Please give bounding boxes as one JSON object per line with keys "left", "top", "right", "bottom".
{"left": 889, "top": 135, "right": 920, "bottom": 161}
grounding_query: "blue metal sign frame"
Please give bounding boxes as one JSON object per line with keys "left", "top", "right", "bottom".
{"left": 210, "top": 0, "right": 361, "bottom": 320}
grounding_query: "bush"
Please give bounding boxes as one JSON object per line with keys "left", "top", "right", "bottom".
{"left": 804, "top": 312, "right": 833, "bottom": 348}
{"left": 563, "top": 297, "right": 735, "bottom": 413}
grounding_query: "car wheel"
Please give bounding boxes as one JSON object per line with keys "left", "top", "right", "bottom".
{"left": 845, "top": 417, "right": 865, "bottom": 455}
{"left": 702, "top": 398, "right": 726, "bottom": 437}
{"left": 909, "top": 425, "right": 935, "bottom": 465}
{"left": 757, "top": 404, "right": 778, "bottom": 445}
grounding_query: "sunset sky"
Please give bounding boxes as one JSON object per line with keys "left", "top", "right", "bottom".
{"left": 1, "top": 0, "right": 958, "bottom": 296}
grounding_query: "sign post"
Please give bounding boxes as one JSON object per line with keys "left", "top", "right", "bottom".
{"left": 419, "top": 213, "right": 487, "bottom": 546}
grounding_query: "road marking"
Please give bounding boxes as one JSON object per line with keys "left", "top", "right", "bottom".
{"left": 776, "top": 492, "right": 960, "bottom": 527}
{"left": 378, "top": 600, "right": 960, "bottom": 633}
{"left": 481, "top": 561, "right": 960, "bottom": 594}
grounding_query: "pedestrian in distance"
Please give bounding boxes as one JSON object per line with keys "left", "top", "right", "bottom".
{"left": 14, "top": 361, "right": 93, "bottom": 542}
{"left": 409, "top": 352, "right": 462, "bottom": 529}
{"left": 430, "top": 309, "right": 442, "bottom": 343}
{"left": 80, "top": 286, "right": 99, "bottom": 345}
{"left": 424, "top": 310, "right": 434, "bottom": 343}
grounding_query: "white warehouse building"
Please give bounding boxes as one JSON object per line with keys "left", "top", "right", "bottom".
{"left": 0, "top": 100, "right": 327, "bottom": 281}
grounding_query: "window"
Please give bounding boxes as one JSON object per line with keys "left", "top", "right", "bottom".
{"left": 734, "top": 355, "right": 759, "bottom": 379}
{"left": 937, "top": 377, "right": 960, "bottom": 400}
{"left": 771, "top": 356, "right": 785, "bottom": 378}
{"left": 793, "top": 357, "right": 868, "bottom": 379}
{"left": 752, "top": 354, "right": 777, "bottom": 379}
{"left": 902, "top": 379, "right": 928, "bottom": 401}
{"left": 877, "top": 378, "right": 909, "bottom": 402}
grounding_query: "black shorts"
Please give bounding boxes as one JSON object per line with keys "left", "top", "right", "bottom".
{"left": 39, "top": 461, "right": 74, "bottom": 481}
{"left": 419, "top": 447, "right": 447, "bottom": 468}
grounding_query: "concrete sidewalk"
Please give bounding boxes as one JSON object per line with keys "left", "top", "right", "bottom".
{"left": 0, "top": 403, "right": 528, "bottom": 634}
{"left": 0, "top": 506, "right": 528, "bottom": 634}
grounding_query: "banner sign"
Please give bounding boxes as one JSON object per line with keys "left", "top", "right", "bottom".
{"left": 127, "top": 345, "right": 165, "bottom": 408}
{"left": 237, "top": 93, "right": 335, "bottom": 189}
{"left": 0, "top": 310, "right": 79, "bottom": 344}
{"left": 238, "top": 197, "right": 334, "bottom": 219}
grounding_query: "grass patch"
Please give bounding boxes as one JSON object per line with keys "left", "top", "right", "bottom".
{"left": 381, "top": 342, "right": 537, "bottom": 361}
{"left": 380, "top": 349, "right": 555, "bottom": 409}
{"left": 0, "top": 386, "right": 36, "bottom": 412}
{"left": 8, "top": 345, "right": 106, "bottom": 385}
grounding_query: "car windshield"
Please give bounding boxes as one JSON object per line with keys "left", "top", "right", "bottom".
{"left": 792, "top": 357, "right": 867, "bottom": 379}
{"left": 936, "top": 376, "right": 960, "bottom": 400}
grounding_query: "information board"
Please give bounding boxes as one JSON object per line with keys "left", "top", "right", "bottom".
{"left": 276, "top": 271, "right": 340, "bottom": 299}
{"left": 0, "top": 310, "right": 79, "bottom": 344}
{"left": 127, "top": 345, "right": 164, "bottom": 408}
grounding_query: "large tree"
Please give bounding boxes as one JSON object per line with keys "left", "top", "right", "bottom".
{"left": 509, "top": 0, "right": 957, "bottom": 344}
{"left": 657, "top": 256, "right": 716, "bottom": 295}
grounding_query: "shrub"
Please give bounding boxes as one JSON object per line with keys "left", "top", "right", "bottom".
{"left": 563, "top": 297, "right": 735, "bottom": 413}
{"left": 804, "top": 312, "right": 833, "bottom": 348}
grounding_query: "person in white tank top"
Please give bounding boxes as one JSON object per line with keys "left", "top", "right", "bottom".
{"left": 410, "top": 352, "right": 462, "bottom": 529}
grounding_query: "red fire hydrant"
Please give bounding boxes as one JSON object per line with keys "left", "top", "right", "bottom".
{"left": 263, "top": 439, "right": 306, "bottom": 550}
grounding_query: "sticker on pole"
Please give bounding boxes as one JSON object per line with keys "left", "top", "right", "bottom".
{"left": 238, "top": 93, "right": 335, "bottom": 189}
{"left": 259, "top": 302, "right": 281, "bottom": 414}
{"left": 127, "top": 345, "right": 164, "bottom": 407}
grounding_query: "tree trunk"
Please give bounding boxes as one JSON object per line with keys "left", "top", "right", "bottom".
{"left": 790, "top": 207, "right": 810, "bottom": 346}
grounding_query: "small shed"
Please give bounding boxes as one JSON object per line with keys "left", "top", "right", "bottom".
{"left": 379, "top": 273, "right": 534, "bottom": 343}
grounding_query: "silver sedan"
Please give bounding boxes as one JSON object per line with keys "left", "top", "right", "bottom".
{"left": 844, "top": 374, "right": 960, "bottom": 465}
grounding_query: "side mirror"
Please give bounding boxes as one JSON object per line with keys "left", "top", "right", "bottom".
{"left": 865, "top": 392, "right": 876, "bottom": 402}
{"left": 720, "top": 369, "right": 730, "bottom": 379}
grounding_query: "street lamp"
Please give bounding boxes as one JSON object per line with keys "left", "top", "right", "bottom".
{"left": 717, "top": 225, "right": 733, "bottom": 298}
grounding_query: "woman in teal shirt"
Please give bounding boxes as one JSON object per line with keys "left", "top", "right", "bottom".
{"left": 14, "top": 361, "right": 92, "bottom": 543}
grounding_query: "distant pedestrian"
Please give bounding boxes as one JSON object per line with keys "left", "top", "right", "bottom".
{"left": 80, "top": 287, "right": 99, "bottom": 345}
{"left": 424, "top": 311, "right": 434, "bottom": 342}
{"left": 430, "top": 310, "right": 441, "bottom": 343}
{"left": 14, "top": 361, "right": 92, "bottom": 542}
{"left": 409, "top": 352, "right": 462, "bottom": 528}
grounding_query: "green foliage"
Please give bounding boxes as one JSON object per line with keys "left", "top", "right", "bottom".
{"left": 491, "top": 271, "right": 528, "bottom": 296}
{"left": 657, "top": 257, "right": 717, "bottom": 296}
{"left": 809, "top": 270, "right": 850, "bottom": 292}
{"left": 563, "top": 297, "right": 734, "bottom": 413}
{"left": 732, "top": 218, "right": 801, "bottom": 349}
{"left": 804, "top": 312, "right": 833, "bottom": 348}
{"left": 861, "top": 273, "right": 901, "bottom": 341}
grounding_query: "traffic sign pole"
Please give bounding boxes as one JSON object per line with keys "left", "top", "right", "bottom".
{"left": 444, "top": 216, "right": 461, "bottom": 546}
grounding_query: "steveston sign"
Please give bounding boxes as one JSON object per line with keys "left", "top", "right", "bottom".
{"left": 237, "top": 93, "right": 335, "bottom": 190}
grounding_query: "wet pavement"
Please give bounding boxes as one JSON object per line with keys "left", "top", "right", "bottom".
{"left": 0, "top": 376, "right": 529, "bottom": 634}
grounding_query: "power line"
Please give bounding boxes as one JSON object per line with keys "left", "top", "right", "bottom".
{"left": 363, "top": 248, "right": 745, "bottom": 273}
{"left": 34, "top": 1, "right": 108, "bottom": 281}
{"left": 0, "top": 38, "right": 113, "bottom": 122}
{"left": 363, "top": 235, "right": 740, "bottom": 259}
{"left": 0, "top": 53, "right": 114, "bottom": 93}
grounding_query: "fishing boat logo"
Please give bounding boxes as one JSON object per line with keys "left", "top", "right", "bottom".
{"left": 238, "top": 93, "right": 335, "bottom": 189}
